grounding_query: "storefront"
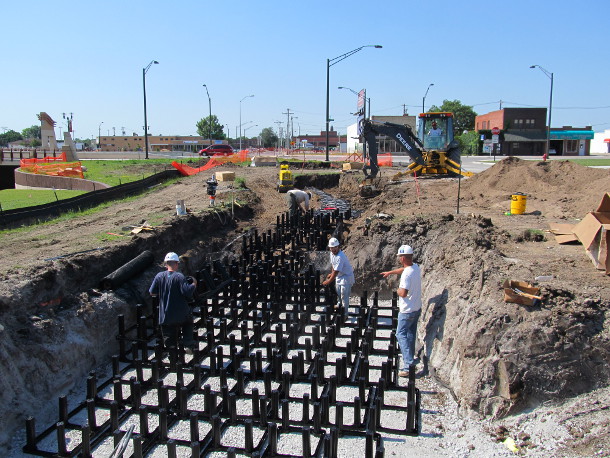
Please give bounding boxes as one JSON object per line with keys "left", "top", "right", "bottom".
{"left": 550, "top": 128, "right": 594, "bottom": 156}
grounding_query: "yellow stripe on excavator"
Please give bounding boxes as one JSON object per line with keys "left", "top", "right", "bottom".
{"left": 406, "top": 160, "right": 474, "bottom": 177}
{"left": 446, "top": 159, "right": 474, "bottom": 177}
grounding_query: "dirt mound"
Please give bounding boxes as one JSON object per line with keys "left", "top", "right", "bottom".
{"left": 461, "top": 157, "right": 610, "bottom": 218}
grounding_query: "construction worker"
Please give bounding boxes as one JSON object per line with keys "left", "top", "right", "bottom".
{"left": 149, "top": 252, "right": 197, "bottom": 355}
{"left": 381, "top": 245, "right": 422, "bottom": 377}
{"left": 322, "top": 237, "right": 355, "bottom": 318}
{"left": 286, "top": 189, "right": 312, "bottom": 219}
{"left": 428, "top": 121, "right": 443, "bottom": 137}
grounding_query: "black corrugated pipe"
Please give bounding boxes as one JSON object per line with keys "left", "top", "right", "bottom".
{"left": 100, "top": 250, "right": 154, "bottom": 290}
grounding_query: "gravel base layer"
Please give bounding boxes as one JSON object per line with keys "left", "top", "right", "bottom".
{"left": 7, "top": 297, "right": 591, "bottom": 457}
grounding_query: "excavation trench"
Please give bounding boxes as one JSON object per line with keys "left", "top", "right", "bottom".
{"left": 1, "top": 170, "right": 609, "bottom": 454}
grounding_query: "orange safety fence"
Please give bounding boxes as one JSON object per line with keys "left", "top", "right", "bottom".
{"left": 172, "top": 150, "right": 249, "bottom": 176}
{"left": 377, "top": 153, "right": 393, "bottom": 167}
{"left": 20, "top": 152, "right": 67, "bottom": 167}
{"left": 20, "top": 161, "right": 84, "bottom": 178}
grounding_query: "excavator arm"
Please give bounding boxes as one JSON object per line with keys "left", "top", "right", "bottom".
{"left": 360, "top": 119, "right": 426, "bottom": 179}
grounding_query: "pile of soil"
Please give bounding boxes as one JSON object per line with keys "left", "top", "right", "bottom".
{"left": 0, "top": 157, "right": 609, "bottom": 455}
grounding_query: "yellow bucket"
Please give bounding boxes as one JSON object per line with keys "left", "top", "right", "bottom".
{"left": 510, "top": 193, "right": 527, "bottom": 215}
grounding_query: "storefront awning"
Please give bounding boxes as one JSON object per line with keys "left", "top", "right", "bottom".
{"left": 503, "top": 132, "right": 547, "bottom": 142}
{"left": 550, "top": 130, "right": 594, "bottom": 140}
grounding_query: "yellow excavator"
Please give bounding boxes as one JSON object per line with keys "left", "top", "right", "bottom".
{"left": 359, "top": 112, "right": 473, "bottom": 195}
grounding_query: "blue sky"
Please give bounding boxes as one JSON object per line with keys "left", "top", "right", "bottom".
{"left": 2, "top": 0, "right": 609, "bottom": 141}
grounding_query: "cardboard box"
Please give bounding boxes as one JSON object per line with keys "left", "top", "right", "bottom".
{"left": 547, "top": 223, "right": 578, "bottom": 244}
{"left": 572, "top": 193, "right": 610, "bottom": 274}
{"left": 503, "top": 280, "right": 541, "bottom": 306}
{"left": 215, "top": 171, "right": 235, "bottom": 182}
{"left": 342, "top": 162, "right": 364, "bottom": 171}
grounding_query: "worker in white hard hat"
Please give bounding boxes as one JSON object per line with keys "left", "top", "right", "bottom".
{"left": 322, "top": 237, "right": 355, "bottom": 319}
{"left": 149, "top": 252, "right": 198, "bottom": 356}
{"left": 381, "top": 244, "right": 422, "bottom": 377}
{"left": 286, "top": 189, "right": 312, "bottom": 220}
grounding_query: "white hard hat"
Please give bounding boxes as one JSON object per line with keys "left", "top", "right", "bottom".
{"left": 397, "top": 245, "right": 413, "bottom": 255}
{"left": 328, "top": 237, "right": 340, "bottom": 248}
{"left": 164, "top": 252, "right": 180, "bottom": 262}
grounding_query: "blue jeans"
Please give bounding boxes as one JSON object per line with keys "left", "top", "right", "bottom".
{"left": 335, "top": 282, "right": 352, "bottom": 317}
{"left": 162, "top": 321, "right": 195, "bottom": 349}
{"left": 396, "top": 309, "right": 421, "bottom": 370}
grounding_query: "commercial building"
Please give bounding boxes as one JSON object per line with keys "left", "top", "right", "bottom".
{"left": 98, "top": 135, "right": 222, "bottom": 152}
{"left": 475, "top": 108, "right": 594, "bottom": 156}
{"left": 346, "top": 114, "right": 417, "bottom": 156}
{"left": 294, "top": 129, "right": 345, "bottom": 151}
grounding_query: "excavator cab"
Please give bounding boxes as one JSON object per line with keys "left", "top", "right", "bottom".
{"left": 408, "top": 112, "right": 471, "bottom": 177}
{"left": 419, "top": 113, "right": 453, "bottom": 151}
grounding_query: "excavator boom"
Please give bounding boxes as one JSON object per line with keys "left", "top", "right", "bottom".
{"left": 361, "top": 119, "right": 426, "bottom": 179}
{"left": 359, "top": 117, "right": 472, "bottom": 181}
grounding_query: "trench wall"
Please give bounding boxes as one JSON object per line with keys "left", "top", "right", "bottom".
{"left": 345, "top": 214, "right": 610, "bottom": 418}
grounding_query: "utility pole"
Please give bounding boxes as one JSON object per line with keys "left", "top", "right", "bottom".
{"left": 291, "top": 116, "right": 298, "bottom": 143}
{"left": 274, "top": 121, "right": 282, "bottom": 149}
{"left": 283, "top": 108, "right": 292, "bottom": 149}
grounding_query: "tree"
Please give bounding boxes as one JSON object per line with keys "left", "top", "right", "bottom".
{"left": 456, "top": 130, "right": 480, "bottom": 155}
{"left": 0, "top": 130, "right": 23, "bottom": 146}
{"left": 260, "top": 127, "right": 278, "bottom": 148}
{"left": 428, "top": 100, "right": 477, "bottom": 134}
{"left": 196, "top": 115, "right": 225, "bottom": 140}
{"left": 21, "top": 125, "right": 41, "bottom": 139}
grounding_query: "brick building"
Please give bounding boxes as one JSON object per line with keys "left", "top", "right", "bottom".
{"left": 476, "top": 108, "right": 594, "bottom": 156}
{"left": 294, "top": 129, "right": 344, "bottom": 150}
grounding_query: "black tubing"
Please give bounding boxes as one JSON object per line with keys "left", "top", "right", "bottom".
{"left": 100, "top": 250, "right": 154, "bottom": 290}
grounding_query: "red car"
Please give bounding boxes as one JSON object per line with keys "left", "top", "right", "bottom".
{"left": 198, "top": 144, "right": 235, "bottom": 157}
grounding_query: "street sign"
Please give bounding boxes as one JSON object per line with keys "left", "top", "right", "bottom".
{"left": 492, "top": 134, "right": 499, "bottom": 144}
{"left": 491, "top": 127, "right": 500, "bottom": 135}
{"left": 483, "top": 139, "right": 493, "bottom": 154}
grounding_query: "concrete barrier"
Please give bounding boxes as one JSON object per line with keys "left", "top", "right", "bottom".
{"left": 14, "top": 169, "right": 110, "bottom": 191}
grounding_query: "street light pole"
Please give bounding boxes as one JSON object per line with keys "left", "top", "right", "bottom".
{"left": 203, "top": 84, "right": 212, "bottom": 147}
{"left": 243, "top": 125, "right": 258, "bottom": 149}
{"left": 530, "top": 65, "right": 553, "bottom": 155}
{"left": 98, "top": 122, "right": 103, "bottom": 150}
{"left": 422, "top": 83, "right": 434, "bottom": 113}
{"left": 325, "top": 44, "right": 382, "bottom": 162}
{"left": 143, "top": 60, "right": 159, "bottom": 159}
{"left": 239, "top": 94, "right": 254, "bottom": 151}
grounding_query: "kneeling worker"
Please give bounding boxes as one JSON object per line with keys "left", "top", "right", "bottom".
{"left": 286, "top": 188, "right": 312, "bottom": 219}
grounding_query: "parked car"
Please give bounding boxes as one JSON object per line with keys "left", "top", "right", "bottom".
{"left": 198, "top": 144, "right": 235, "bottom": 157}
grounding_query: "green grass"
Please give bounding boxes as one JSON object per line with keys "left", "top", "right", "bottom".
{"left": 2, "top": 159, "right": 187, "bottom": 211}
{"left": 81, "top": 159, "right": 176, "bottom": 185}
{"left": 0, "top": 179, "right": 180, "bottom": 236}
{"left": 564, "top": 158, "right": 610, "bottom": 166}
{"left": 0, "top": 189, "right": 86, "bottom": 211}
{"left": 234, "top": 177, "right": 247, "bottom": 189}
